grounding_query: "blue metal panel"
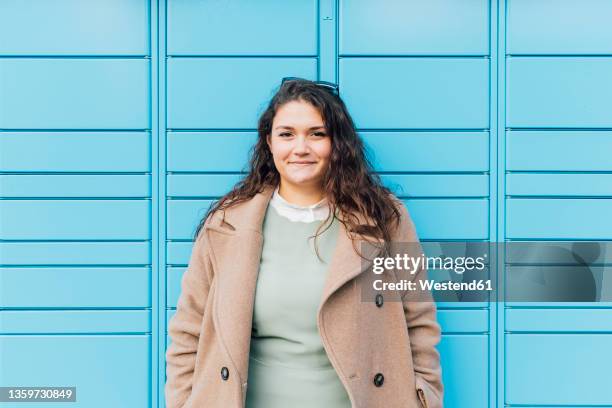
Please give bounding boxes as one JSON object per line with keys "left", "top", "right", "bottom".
{"left": 0, "top": 132, "right": 151, "bottom": 172}
{"left": 340, "top": 58, "right": 489, "bottom": 129}
{"left": 166, "top": 242, "right": 193, "bottom": 265}
{"left": 363, "top": 132, "right": 489, "bottom": 171}
{"left": 167, "top": 174, "right": 244, "bottom": 197}
{"left": 0, "top": 0, "right": 149, "bottom": 55}
{"left": 507, "top": 174, "right": 612, "bottom": 196}
{"left": 506, "top": 308, "right": 612, "bottom": 332}
{"left": 166, "top": 267, "right": 184, "bottom": 308}
{"left": 167, "top": 0, "right": 317, "bottom": 56}
{"left": 0, "top": 311, "right": 151, "bottom": 334}
{"left": 403, "top": 199, "right": 489, "bottom": 240}
{"left": 167, "top": 132, "right": 257, "bottom": 171}
{"left": 382, "top": 174, "right": 489, "bottom": 198}
{"left": 340, "top": 0, "right": 489, "bottom": 55}
{"left": 0, "top": 59, "right": 150, "bottom": 129}
{"left": 0, "top": 200, "right": 150, "bottom": 240}
{"left": 437, "top": 309, "right": 489, "bottom": 333}
{"left": 0, "top": 267, "right": 151, "bottom": 308}
{"left": 166, "top": 199, "right": 215, "bottom": 240}
{"left": 0, "top": 336, "right": 151, "bottom": 407}
{"left": 167, "top": 58, "right": 317, "bottom": 129}
{"left": 507, "top": 130, "right": 612, "bottom": 171}
{"left": 0, "top": 242, "right": 150, "bottom": 266}
{"left": 507, "top": 0, "right": 612, "bottom": 54}
{"left": 0, "top": 175, "right": 151, "bottom": 198}
{"left": 507, "top": 199, "right": 612, "bottom": 239}
{"left": 506, "top": 57, "right": 612, "bottom": 127}
{"left": 439, "top": 335, "right": 489, "bottom": 408}
{"left": 506, "top": 334, "right": 612, "bottom": 405}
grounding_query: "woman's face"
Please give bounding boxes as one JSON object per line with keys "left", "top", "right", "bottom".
{"left": 267, "top": 99, "right": 332, "bottom": 190}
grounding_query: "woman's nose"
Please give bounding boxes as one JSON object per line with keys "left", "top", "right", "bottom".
{"left": 293, "top": 135, "right": 309, "bottom": 153}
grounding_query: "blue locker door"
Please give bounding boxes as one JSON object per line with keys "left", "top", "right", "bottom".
{"left": 0, "top": 1, "right": 152, "bottom": 407}
{"left": 505, "top": 0, "right": 612, "bottom": 406}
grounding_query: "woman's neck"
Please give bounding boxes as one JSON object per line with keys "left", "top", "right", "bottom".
{"left": 277, "top": 182, "right": 325, "bottom": 206}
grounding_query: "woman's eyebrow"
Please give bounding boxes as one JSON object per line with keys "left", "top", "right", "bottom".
{"left": 275, "top": 125, "right": 326, "bottom": 130}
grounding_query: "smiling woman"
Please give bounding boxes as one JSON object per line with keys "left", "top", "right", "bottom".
{"left": 165, "top": 78, "right": 444, "bottom": 408}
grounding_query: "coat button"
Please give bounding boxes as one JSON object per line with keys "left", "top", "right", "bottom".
{"left": 375, "top": 293, "right": 384, "bottom": 307}
{"left": 221, "top": 366, "right": 229, "bottom": 381}
{"left": 373, "top": 372, "right": 384, "bottom": 387}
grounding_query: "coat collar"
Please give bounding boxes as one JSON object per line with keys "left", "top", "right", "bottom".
{"left": 203, "top": 184, "right": 384, "bottom": 388}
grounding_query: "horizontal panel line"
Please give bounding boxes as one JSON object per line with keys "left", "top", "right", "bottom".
{"left": 167, "top": 196, "right": 223, "bottom": 200}
{"left": 167, "top": 54, "right": 318, "bottom": 59}
{"left": 0, "top": 55, "right": 150, "bottom": 59}
{"left": 0, "top": 264, "right": 151, "bottom": 268}
{"left": 0, "top": 239, "right": 151, "bottom": 243}
{"left": 507, "top": 171, "right": 612, "bottom": 174}
{"left": 504, "top": 239, "right": 612, "bottom": 242}
{"left": 506, "top": 196, "right": 612, "bottom": 199}
{"left": 357, "top": 128, "right": 490, "bottom": 132}
{"left": 507, "top": 53, "right": 612, "bottom": 57}
{"left": 507, "top": 127, "right": 612, "bottom": 131}
{"left": 339, "top": 54, "right": 490, "bottom": 59}
{"left": 166, "top": 128, "right": 491, "bottom": 132}
{"left": 505, "top": 306, "right": 612, "bottom": 309}
{"left": 0, "top": 332, "right": 152, "bottom": 336}
{"left": 440, "top": 331, "right": 490, "bottom": 335}
{"left": 506, "top": 331, "right": 612, "bottom": 334}
{"left": 420, "top": 239, "right": 492, "bottom": 243}
{"left": 0, "top": 307, "right": 152, "bottom": 311}
{"left": 438, "top": 307, "right": 490, "bottom": 310}
{"left": 167, "top": 128, "right": 256, "bottom": 132}
{"left": 167, "top": 171, "right": 246, "bottom": 175}
{"left": 379, "top": 171, "right": 490, "bottom": 175}
{"left": 0, "top": 172, "right": 151, "bottom": 175}
{"left": 166, "top": 171, "right": 489, "bottom": 176}
{"left": 505, "top": 263, "right": 612, "bottom": 266}
{"left": 505, "top": 405, "right": 612, "bottom": 408}
{"left": 0, "top": 129, "right": 151, "bottom": 132}
{"left": 0, "top": 196, "right": 151, "bottom": 201}
{"left": 167, "top": 196, "right": 490, "bottom": 200}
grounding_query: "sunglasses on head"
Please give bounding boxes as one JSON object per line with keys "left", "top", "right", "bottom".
{"left": 281, "top": 76, "right": 339, "bottom": 96}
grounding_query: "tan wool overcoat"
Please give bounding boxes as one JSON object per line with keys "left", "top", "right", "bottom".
{"left": 165, "top": 185, "right": 444, "bottom": 408}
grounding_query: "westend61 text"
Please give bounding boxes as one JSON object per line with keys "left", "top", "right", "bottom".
{"left": 373, "top": 279, "right": 493, "bottom": 291}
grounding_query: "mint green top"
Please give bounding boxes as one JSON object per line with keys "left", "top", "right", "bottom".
{"left": 245, "top": 204, "right": 351, "bottom": 407}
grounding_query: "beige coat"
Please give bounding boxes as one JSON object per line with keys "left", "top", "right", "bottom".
{"left": 165, "top": 185, "right": 444, "bottom": 408}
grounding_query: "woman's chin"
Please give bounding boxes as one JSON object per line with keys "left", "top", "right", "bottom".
{"left": 283, "top": 175, "right": 322, "bottom": 187}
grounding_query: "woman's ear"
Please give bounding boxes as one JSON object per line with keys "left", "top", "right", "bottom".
{"left": 266, "top": 134, "right": 271, "bottom": 148}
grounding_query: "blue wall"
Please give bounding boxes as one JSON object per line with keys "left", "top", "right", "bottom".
{"left": 1, "top": 1, "right": 612, "bottom": 407}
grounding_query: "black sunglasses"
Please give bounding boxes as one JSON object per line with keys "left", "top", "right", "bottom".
{"left": 281, "top": 76, "right": 339, "bottom": 96}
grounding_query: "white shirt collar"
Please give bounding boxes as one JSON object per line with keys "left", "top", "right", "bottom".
{"left": 269, "top": 186, "right": 330, "bottom": 223}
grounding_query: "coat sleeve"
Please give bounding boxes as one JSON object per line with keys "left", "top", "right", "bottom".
{"left": 395, "top": 202, "right": 444, "bottom": 408}
{"left": 165, "top": 228, "right": 212, "bottom": 408}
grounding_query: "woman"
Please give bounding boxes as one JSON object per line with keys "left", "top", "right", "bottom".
{"left": 165, "top": 78, "right": 443, "bottom": 407}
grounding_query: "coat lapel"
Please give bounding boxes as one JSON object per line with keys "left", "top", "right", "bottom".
{"left": 203, "top": 188, "right": 272, "bottom": 386}
{"left": 203, "top": 185, "right": 384, "bottom": 386}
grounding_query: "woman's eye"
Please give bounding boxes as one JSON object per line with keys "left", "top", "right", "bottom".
{"left": 313, "top": 132, "right": 327, "bottom": 137}
{"left": 279, "top": 132, "right": 292, "bottom": 137}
